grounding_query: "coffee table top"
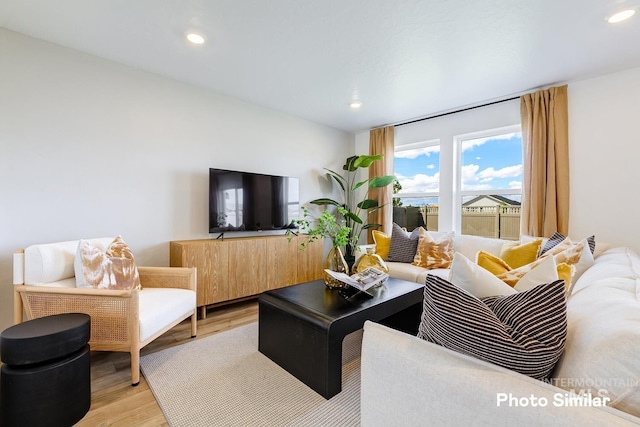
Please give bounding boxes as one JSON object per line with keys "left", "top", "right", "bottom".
{"left": 259, "top": 278, "right": 424, "bottom": 324}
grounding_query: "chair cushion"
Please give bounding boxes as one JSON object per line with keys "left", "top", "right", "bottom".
{"left": 138, "top": 288, "right": 195, "bottom": 342}
{"left": 24, "top": 238, "right": 113, "bottom": 285}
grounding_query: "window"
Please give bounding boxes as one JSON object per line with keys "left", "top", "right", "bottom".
{"left": 455, "top": 125, "right": 522, "bottom": 239}
{"left": 393, "top": 140, "right": 440, "bottom": 231}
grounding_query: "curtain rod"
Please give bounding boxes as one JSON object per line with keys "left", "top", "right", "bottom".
{"left": 393, "top": 95, "right": 520, "bottom": 128}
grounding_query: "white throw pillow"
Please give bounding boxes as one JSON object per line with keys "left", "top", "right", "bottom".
{"left": 453, "top": 234, "right": 506, "bottom": 262}
{"left": 513, "top": 256, "right": 559, "bottom": 292}
{"left": 449, "top": 252, "right": 516, "bottom": 298}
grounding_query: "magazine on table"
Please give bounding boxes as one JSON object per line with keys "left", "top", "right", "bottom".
{"left": 324, "top": 267, "right": 389, "bottom": 293}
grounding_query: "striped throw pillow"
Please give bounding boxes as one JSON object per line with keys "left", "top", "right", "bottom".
{"left": 418, "top": 275, "right": 567, "bottom": 380}
{"left": 386, "top": 223, "right": 421, "bottom": 263}
{"left": 540, "top": 232, "right": 596, "bottom": 256}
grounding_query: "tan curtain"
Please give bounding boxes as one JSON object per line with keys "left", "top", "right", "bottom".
{"left": 368, "top": 126, "right": 394, "bottom": 242}
{"left": 520, "top": 85, "right": 569, "bottom": 237}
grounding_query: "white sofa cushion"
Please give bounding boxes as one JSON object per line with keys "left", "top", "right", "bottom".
{"left": 553, "top": 247, "right": 640, "bottom": 418}
{"left": 138, "top": 288, "right": 196, "bottom": 342}
{"left": 453, "top": 234, "right": 506, "bottom": 261}
{"left": 24, "top": 237, "right": 113, "bottom": 285}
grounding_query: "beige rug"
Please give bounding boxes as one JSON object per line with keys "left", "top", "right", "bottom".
{"left": 140, "top": 323, "right": 362, "bottom": 427}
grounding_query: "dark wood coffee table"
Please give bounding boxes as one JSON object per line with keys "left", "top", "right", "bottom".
{"left": 258, "top": 278, "right": 423, "bottom": 399}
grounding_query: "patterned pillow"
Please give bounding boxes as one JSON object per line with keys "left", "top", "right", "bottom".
{"left": 386, "top": 223, "right": 421, "bottom": 263}
{"left": 75, "top": 235, "right": 141, "bottom": 290}
{"left": 418, "top": 275, "right": 567, "bottom": 380}
{"left": 540, "top": 232, "right": 596, "bottom": 256}
{"left": 412, "top": 228, "right": 454, "bottom": 269}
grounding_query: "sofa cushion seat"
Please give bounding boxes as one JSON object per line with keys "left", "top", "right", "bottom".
{"left": 386, "top": 261, "right": 449, "bottom": 283}
{"left": 138, "top": 288, "right": 196, "bottom": 342}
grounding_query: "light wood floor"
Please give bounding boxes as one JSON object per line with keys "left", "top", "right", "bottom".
{"left": 76, "top": 300, "right": 258, "bottom": 427}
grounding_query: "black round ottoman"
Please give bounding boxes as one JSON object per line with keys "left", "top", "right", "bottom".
{"left": 0, "top": 313, "right": 91, "bottom": 427}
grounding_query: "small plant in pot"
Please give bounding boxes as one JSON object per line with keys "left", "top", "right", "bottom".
{"left": 310, "top": 154, "right": 395, "bottom": 267}
{"left": 288, "top": 206, "right": 356, "bottom": 288}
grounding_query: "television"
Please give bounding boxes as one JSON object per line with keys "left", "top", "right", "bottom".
{"left": 209, "top": 168, "right": 300, "bottom": 233}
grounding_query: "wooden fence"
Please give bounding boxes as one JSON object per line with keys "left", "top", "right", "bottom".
{"left": 394, "top": 205, "right": 521, "bottom": 240}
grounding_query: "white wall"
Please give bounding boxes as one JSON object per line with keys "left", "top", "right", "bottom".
{"left": 568, "top": 66, "right": 640, "bottom": 250}
{"left": 0, "top": 29, "right": 353, "bottom": 331}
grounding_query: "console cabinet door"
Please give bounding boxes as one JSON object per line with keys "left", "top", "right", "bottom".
{"left": 265, "top": 237, "right": 299, "bottom": 290}
{"left": 170, "top": 240, "right": 229, "bottom": 306}
{"left": 227, "top": 238, "right": 267, "bottom": 300}
{"left": 296, "top": 237, "right": 324, "bottom": 283}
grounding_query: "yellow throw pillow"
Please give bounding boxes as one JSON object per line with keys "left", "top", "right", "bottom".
{"left": 372, "top": 230, "right": 391, "bottom": 260}
{"left": 500, "top": 239, "right": 543, "bottom": 269}
{"left": 556, "top": 262, "right": 574, "bottom": 293}
{"left": 476, "top": 251, "right": 512, "bottom": 276}
{"left": 412, "top": 228, "right": 454, "bottom": 269}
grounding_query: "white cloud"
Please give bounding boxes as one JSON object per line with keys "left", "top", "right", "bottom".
{"left": 461, "top": 132, "right": 520, "bottom": 153}
{"left": 426, "top": 164, "right": 435, "bottom": 169}
{"left": 509, "top": 180, "right": 522, "bottom": 189}
{"left": 395, "top": 145, "right": 440, "bottom": 159}
{"left": 462, "top": 164, "right": 522, "bottom": 188}
{"left": 477, "top": 165, "right": 523, "bottom": 181}
{"left": 397, "top": 173, "right": 440, "bottom": 193}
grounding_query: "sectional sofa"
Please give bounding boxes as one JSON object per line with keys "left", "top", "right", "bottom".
{"left": 359, "top": 231, "right": 640, "bottom": 425}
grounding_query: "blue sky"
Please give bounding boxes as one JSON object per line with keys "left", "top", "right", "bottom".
{"left": 394, "top": 133, "right": 522, "bottom": 195}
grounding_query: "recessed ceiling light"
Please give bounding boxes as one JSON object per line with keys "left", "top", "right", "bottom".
{"left": 349, "top": 101, "right": 362, "bottom": 109}
{"left": 186, "top": 32, "right": 206, "bottom": 45}
{"left": 607, "top": 9, "right": 636, "bottom": 24}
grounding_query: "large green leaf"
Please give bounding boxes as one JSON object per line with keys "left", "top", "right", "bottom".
{"left": 352, "top": 179, "right": 369, "bottom": 191}
{"left": 324, "top": 168, "right": 346, "bottom": 192}
{"left": 357, "top": 199, "right": 379, "bottom": 209}
{"left": 369, "top": 175, "right": 395, "bottom": 188}
{"left": 344, "top": 156, "right": 360, "bottom": 172}
{"left": 345, "top": 211, "right": 363, "bottom": 224}
{"left": 362, "top": 223, "right": 382, "bottom": 230}
{"left": 353, "top": 154, "right": 383, "bottom": 169}
{"left": 310, "top": 198, "right": 341, "bottom": 206}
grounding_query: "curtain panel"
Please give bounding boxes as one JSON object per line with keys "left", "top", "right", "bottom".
{"left": 520, "top": 85, "right": 569, "bottom": 237}
{"left": 368, "top": 126, "right": 394, "bottom": 243}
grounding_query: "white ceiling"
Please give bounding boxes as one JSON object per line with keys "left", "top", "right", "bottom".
{"left": 2, "top": 0, "right": 640, "bottom": 133}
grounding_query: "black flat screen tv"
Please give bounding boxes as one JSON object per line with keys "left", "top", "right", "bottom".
{"left": 209, "top": 168, "right": 300, "bottom": 233}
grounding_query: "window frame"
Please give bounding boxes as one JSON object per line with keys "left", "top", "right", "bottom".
{"left": 393, "top": 138, "right": 441, "bottom": 201}
{"left": 453, "top": 124, "right": 523, "bottom": 235}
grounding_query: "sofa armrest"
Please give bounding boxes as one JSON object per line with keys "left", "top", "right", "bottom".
{"left": 138, "top": 266, "right": 196, "bottom": 292}
{"left": 361, "top": 321, "right": 640, "bottom": 427}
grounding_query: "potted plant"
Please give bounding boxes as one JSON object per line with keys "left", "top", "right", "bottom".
{"left": 289, "top": 206, "right": 355, "bottom": 288}
{"left": 310, "top": 154, "right": 395, "bottom": 266}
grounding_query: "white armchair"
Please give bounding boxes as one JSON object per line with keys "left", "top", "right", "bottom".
{"left": 13, "top": 238, "right": 197, "bottom": 385}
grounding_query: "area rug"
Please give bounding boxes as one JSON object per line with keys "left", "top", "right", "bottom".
{"left": 140, "top": 323, "right": 362, "bottom": 427}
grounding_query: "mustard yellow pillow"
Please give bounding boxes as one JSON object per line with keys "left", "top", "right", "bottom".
{"left": 372, "top": 230, "right": 391, "bottom": 260}
{"left": 412, "top": 228, "right": 454, "bottom": 269}
{"left": 556, "top": 262, "right": 573, "bottom": 293}
{"left": 500, "top": 239, "right": 543, "bottom": 269}
{"left": 476, "top": 251, "right": 511, "bottom": 276}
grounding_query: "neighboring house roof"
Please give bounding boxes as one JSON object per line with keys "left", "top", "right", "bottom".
{"left": 463, "top": 195, "right": 521, "bottom": 206}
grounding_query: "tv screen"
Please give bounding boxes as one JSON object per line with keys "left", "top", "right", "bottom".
{"left": 209, "top": 168, "right": 300, "bottom": 233}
